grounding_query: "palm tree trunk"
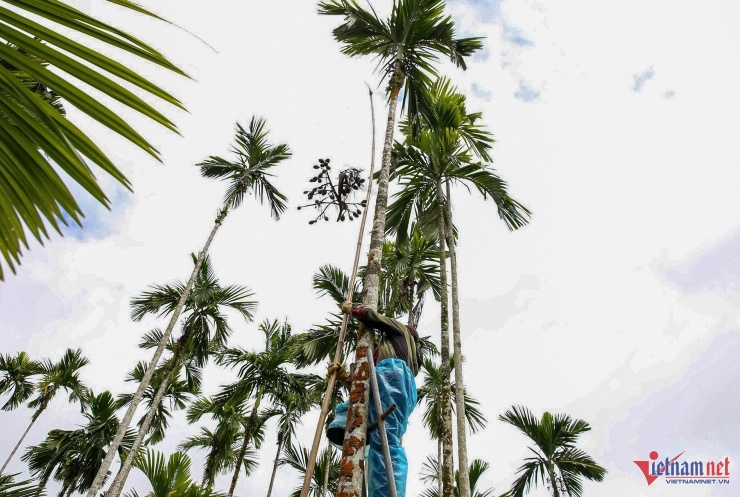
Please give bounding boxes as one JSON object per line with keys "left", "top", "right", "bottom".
{"left": 228, "top": 388, "right": 263, "bottom": 497}
{"left": 444, "top": 182, "right": 471, "bottom": 497}
{"left": 266, "top": 431, "right": 284, "bottom": 497}
{"left": 322, "top": 446, "right": 332, "bottom": 497}
{"left": 435, "top": 178, "right": 455, "bottom": 497}
{"left": 106, "top": 346, "right": 185, "bottom": 497}
{"left": 86, "top": 208, "right": 228, "bottom": 497}
{"left": 547, "top": 464, "right": 560, "bottom": 497}
{"left": 1, "top": 409, "right": 41, "bottom": 473}
{"left": 437, "top": 438, "right": 443, "bottom": 497}
{"left": 336, "top": 60, "right": 404, "bottom": 497}
{"left": 407, "top": 283, "right": 416, "bottom": 328}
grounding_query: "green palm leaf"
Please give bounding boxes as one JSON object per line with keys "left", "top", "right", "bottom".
{"left": 0, "top": 0, "right": 187, "bottom": 279}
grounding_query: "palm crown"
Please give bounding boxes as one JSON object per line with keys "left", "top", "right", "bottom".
{"left": 198, "top": 116, "right": 291, "bottom": 218}
{"left": 318, "top": 0, "right": 483, "bottom": 128}
{"left": 499, "top": 405, "right": 607, "bottom": 497}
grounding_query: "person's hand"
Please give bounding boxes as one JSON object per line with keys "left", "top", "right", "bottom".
{"left": 340, "top": 300, "right": 353, "bottom": 315}
{"left": 327, "top": 362, "right": 351, "bottom": 390}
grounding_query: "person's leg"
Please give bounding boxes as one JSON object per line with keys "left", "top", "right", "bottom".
{"left": 367, "top": 358, "right": 416, "bottom": 497}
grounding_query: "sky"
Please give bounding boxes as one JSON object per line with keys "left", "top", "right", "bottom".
{"left": 1, "top": 0, "right": 740, "bottom": 496}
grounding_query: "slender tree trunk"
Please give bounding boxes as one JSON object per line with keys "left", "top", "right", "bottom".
{"left": 435, "top": 178, "right": 455, "bottom": 497}
{"left": 1, "top": 410, "right": 41, "bottom": 474}
{"left": 323, "top": 446, "right": 332, "bottom": 497}
{"left": 228, "top": 389, "right": 262, "bottom": 497}
{"left": 547, "top": 464, "right": 560, "bottom": 497}
{"left": 437, "top": 438, "right": 442, "bottom": 497}
{"left": 106, "top": 346, "right": 185, "bottom": 497}
{"left": 87, "top": 208, "right": 229, "bottom": 497}
{"left": 266, "top": 431, "right": 284, "bottom": 497}
{"left": 336, "top": 61, "right": 404, "bottom": 497}
{"left": 407, "top": 283, "right": 416, "bottom": 328}
{"left": 444, "top": 183, "right": 471, "bottom": 497}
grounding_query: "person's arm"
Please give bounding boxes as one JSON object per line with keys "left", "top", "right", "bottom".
{"left": 341, "top": 301, "right": 405, "bottom": 338}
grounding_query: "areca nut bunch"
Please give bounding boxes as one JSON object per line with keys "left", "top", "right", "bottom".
{"left": 298, "top": 158, "right": 368, "bottom": 223}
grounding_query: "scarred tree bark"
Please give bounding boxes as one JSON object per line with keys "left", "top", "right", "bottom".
{"left": 87, "top": 208, "right": 228, "bottom": 497}
{"left": 435, "top": 178, "right": 455, "bottom": 497}
{"left": 335, "top": 62, "right": 403, "bottom": 497}
{"left": 444, "top": 182, "right": 471, "bottom": 497}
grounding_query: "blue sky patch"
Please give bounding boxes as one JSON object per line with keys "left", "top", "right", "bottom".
{"left": 632, "top": 68, "right": 655, "bottom": 92}
{"left": 514, "top": 80, "right": 540, "bottom": 102}
{"left": 471, "top": 82, "right": 492, "bottom": 101}
{"left": 503, "top": 23, "right": 534, "bottom": 47}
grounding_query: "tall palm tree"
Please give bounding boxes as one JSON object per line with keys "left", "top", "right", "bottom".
{"left": 124, "top": 450, "right": 225, "bottom": 497}
{"left": 420, "top": 457, "right": 496, "bottom": 497}
{"left": 417, "top": 358, "right": 487, "bottom": 494}
{"left": 283, "top": 443, "right": 340, "bottom": 497}
{"left": 2, "top": 348, "right": 88, "bottom": 473}
{"left": 0, "top": 1, "right": 185, "bottom": 278}
{"left": 105, "top": 255, "right": 256, "bottom": 497}
{"left": 116, "top": 361, "right": 200, "bottom": 446}
{"left": 499, "top": 406, "right": 607, "bottom": 497}
{"left": 216, "top": 319, "right": 315, "bottom": 497}
{"left": 389, "top": 78, "right": 530, "bottom": 497}
{"left": 0, "top": 351, "right": 41, "bottom": 412}
{"left": 317, "top": 2, "right": 481, "bottom": 494}
{"left": 266, "top": 388, "right": 320, "bottom": 497}
{"left": 179, "top": 395, "right": 263, "bottom": 488}
{"left": 22, "top": 390, "right": 135, "bottom": 497}
{"left": 88, "top": 116, "right": 289, "bottom": 497}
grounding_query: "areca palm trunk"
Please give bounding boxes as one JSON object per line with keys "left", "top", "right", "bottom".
{"left": 1, "top": 410, "right": 42, "bottom": 473}
{"left": 322, "top": 446, "right": 332, "bottom": 496}
{"left": 228, "top": 387, "right": 263, "bottom": 497}
{"left": 266, "top": 431, "right": 284, "bottom": 497}
{"left": 547, "top": 463, "right": 560, "bottom": 497}
{"left": 106, "top": 339, "right": 187, "bottom": 497}
{"left": 444, "top": 182, "right": 471, "bottom": 497}
{"left": 435, "top": 178, "right": 455, "bottom": 497}
{"left": 87, "top": 207, "right": 229, "bottom": 497}
{"left": 336, "top": 61, "right": 404, "bottom": 497}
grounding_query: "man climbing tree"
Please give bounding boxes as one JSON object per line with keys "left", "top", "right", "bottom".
{"left": 326, "top": 302, "right": 420, "bottom": 497}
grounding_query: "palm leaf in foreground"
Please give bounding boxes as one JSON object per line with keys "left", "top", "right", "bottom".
{"left": 0, "top": 0, "right": 187, "bottom": 278}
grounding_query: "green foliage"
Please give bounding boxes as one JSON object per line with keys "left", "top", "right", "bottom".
{"left": 0, "top": 351, "right": 41, "bottom": 411}
{"left": 198, "top": 116, "right": 291, "bottom": 219}
{"left": 0, "top": 473, "right": 46, "bottom": 497}
{"left": 22, "top": 390, "right": 135, "bottom": 495}
{"left": 282, "top": 443, "right": 339, "bottom": 497}
{"left": 125, "top": 449, "right": 226, "bottom": 497}
{"left": 0, "top": 0, "right": 186, "bottom": 279}
{"left": 420, "top": 457, "right": 496, "bottom": 497}
{"left": 499, "top": 405, "right": 607, "bottom": 497}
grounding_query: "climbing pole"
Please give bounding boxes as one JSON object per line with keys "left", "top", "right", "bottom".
{"left": 300, "top": 86, "right": 377, "bottom": 497}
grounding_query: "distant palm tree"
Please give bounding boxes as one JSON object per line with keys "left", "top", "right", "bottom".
{"left": 0, "top": 351, "right": 41, "bottom": 412}
{"left": 22, "top": 390, "right": 134, "bottom": 496}
{"left": 116, "top": 362, "right": 200, "bottom": 445}
{"left": 499, "top": 405, "right": 607, "bottom": 497}
{"left": 0, "top": 1, "right": 185, "bottom": 278}
{"left": 417, "top": 358, "right": 487, "bottom": 493}
{"left": 282, "top": 442, "right": 339, "bottom": 497}
{"left": 216, "top": 320, "right": 315, "bottom": 497}
{"left": 2, "top": 348, "right": 88, "bottom": 473}
{"left": 105, "top": 255, "right": 256, "bottom": 497}
{"left": 89, "top": 116, "right": 289, "bottom": 497}
{"left": 420, "top": 457, "right": 496, "bottom": 497}
{"left": 0, "top": 473, "right": 46, "bottom": 497}
{"left": 266, "top": 390, "right": 318, "bottom": 497}
{"left": 179, "top": 395, "right": 262, "bottom": 488}
{"left": 317, "top": 2, "right": 482, "bottom": 492}
{"left": 124, "top": 450, "right": 225, "bottom": 497}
